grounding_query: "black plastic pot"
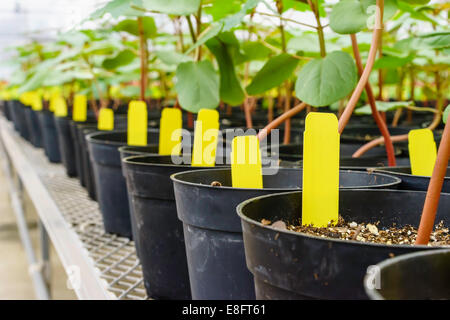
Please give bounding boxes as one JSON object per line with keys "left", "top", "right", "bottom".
{"left": 10, "top": 102, "right": 30, "bottom": 140}
{"left": 237, "top": 189, "right": 450, "bottom": 299}
{"left": 86, "top": 130, "right": 159, "bottom": 238}
{"left": 37, "top": 110, "right": 61, "bottom": 163}
{"left": 374, "top": 166, "right": 450, "bottom": 193}
{"left": 3, "top": 101, "right": 13, "bottom": 121}
{"left": 171, "top": 168, "right": 401, "bottom": 300}
{"left": 54, "top": 116, "right": 77, "bottom": 177}
{"left": 122, "top": 154, "right": 230, "bottom": 300}
{"left": 364, "top": 249, "right": 450, "bottom": 300}
{"left": 70, "top": 118, "right": 97, "bottom": 187}
{"left": 118, "top": 145, "right": 159, "bottom": 259}
{"left": 76, "top": 116, "right": 129, "bottom": 197}
{"left": 23, "top": 108, "right": 42, "bottom": 148}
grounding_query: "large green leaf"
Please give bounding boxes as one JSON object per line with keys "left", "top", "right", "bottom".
{"left": 206, "top": 35, "right": 245, "bottom": 106}
{"left": 246, "top": 53, "right": 299, "bottom": 96}
{"left": 141, "top": 0, "right": 201, "bottom": 15}
{"left": 355, "top": 100, "right": 412, "bottom": 115}
{"left": 102, "top": 49, "right": 137, "bottom": 70}
{"left": 175, "top": 61, "right": 220, "bottom": 113}
{"left": 330, "top": 0, "right": 398, "bottom": 34}
{"left": 295, "top": 51, "right": 357, "bottom": 107}
{"left": 114, "top": 17, "right": 157, "bottom": 38}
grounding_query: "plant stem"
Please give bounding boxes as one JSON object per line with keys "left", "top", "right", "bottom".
{"left": 391, "top": 69, "right": 405, "bottom": 127}
{"left": 377, "top": 35, "right": 383, "bottom": 100}
{"left": 350, "top": 34, "right": 396, "bottom": 166}
{"left": 195, "top": 3, "right": 203, "bottom": 61}
{"left": 258, "top": 102, "right": 307, "bottom": 141}
{"left": 187, "top": 15, "right": 197, "bottom": 44}
{"left": 254, "top": 11, "right": 317, "bottom": 29}
{"left": 137, "top": 17, "right": 148, "bottom": 102}
{"left": 338, "top": 0, "right": 384, "bottom": 133}
{"left": 415, "top": 110, "right": 450, "bottom": 245}
{"left": 307, "top": 0, "right": 326, "bottom": 57}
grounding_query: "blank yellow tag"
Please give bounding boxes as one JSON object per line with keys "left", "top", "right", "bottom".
{"left": 408, "top": 129, "right": 437, "bottom": 176}
{"left": 54, "top": 96, "right": 68, "bottom": 117}
{"left": 192, "top": 109, "right": 219, "bottom": 167}
{"left": 302, "top": 112, "right": 340, "bottom": 227}
{"left": 31, "top": 93, "right": 43, "bottom": 111}
{"left": 231, "top": 136, "right": 263, "bottom": 189}
{"left": 73, "top": 94, "right": 87, "bottom": 122}
{"left": 159, "top": 108, "right": 182, "bottom": 155}
{"left": 97, "top": 108, "right": 114, "bottom": 131}
{"left": 127, "top": 100, "right": 148, "bottom": 146}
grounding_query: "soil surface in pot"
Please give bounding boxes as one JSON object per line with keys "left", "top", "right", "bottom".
{"left": 262, "top": 218, "right": 449, "bottom": 246}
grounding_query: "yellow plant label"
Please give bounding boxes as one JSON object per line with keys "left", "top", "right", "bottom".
{"left": 231, "top": 136, "right": 263, "bottom": 189}
{"left": 54, "top": 96, "right": 68, "bottom": 117}
{"left": 159, "top": 108, "right": 182, "bottom": 155}
{"left": 127, "top": 100, "right": 148, "bottom": 146}
{"left": 73, "top": 94, "right": 87, "bottom": 122}
{"left": 192, "top": 109, "right": 219, "bottom": 167}
{"left": 408, "top": 129, "right": 437, "bottom": 176}
{"left": 31, "top": 93, "right": 43, "bottom": 111}
{"left": 97, "top": 108, "right": 114, "bottom": 131}
{"left": 302, "top": 112, "right": 340, "bottom": 227}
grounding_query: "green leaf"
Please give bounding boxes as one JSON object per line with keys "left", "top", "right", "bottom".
{"left": 204, "top": 0, "right": 242, "bottom": 21}
{"left": 141, "top": 0, "right": 201, "bottom": 15}
{"left": 413, "top": 32, "right": 450, "bottom": 50}
{"left": 443, "top": 105, "right": 449, "bottom": 124}
{"left": 246, "top": 53, "right": 299, "bottom": 96}
{"left": 175, "top": 61, "right": 220, "bottom": 113}
{"left": 155, "top": 51, "right": 191, "bottom": 65}
{"left": 90, "top": 0, "right": 143, "bottom": 19}
{"left": 186, "top": 0, "right": 262, "bottom": 54}
{"left": 241, "top": 41, "right": 271, "bottom": 61}
{"left": 295, "top": 51, "right": 357, "bottom": 107}
{"left": 396, "top": 1, "right": 437, "bottom": 24}
{"left": 399, "top": 0, "right": 429, "bottom": 4}
{"left": 114, "top": 17, "right": 157, "bottom": 38}
{"left": 206, "top": 35, "right": 245, "bottom": 106}
{"left": 102, "top": 49, "right": 137, "bottom": 70}
{"left": 355, "top": 101, "right": 412, "bottom": 115}
{"left": 373, "top": 55, "right": 413, "bottom": 69}
{"left": 18, "top": 71, "right": 48, "bottom": 93}
{"left": 330, "top": 0, "right": 398, "bottom": 34}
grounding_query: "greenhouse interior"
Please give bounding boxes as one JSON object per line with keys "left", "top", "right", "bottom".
{"left": 0, "top": 0, "right": 448, "bottom": 304}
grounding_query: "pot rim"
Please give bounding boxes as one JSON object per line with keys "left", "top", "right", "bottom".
{"left": 170, "top": 168, "right": 402, "bottom": 191}
{"left": 86, "top": 129, "right": 159, "bottom": 146}
{"left": 374, "top": 166, "right": 450, "bottom": 180}
{"left": 236, "top": 189, "right": 450, "bottom": 250}
{"left": 123, "top": 153, "right": 231, "bottom": 169}
{"left": 363, "top": 248, "right": 450, "bottom": 300}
